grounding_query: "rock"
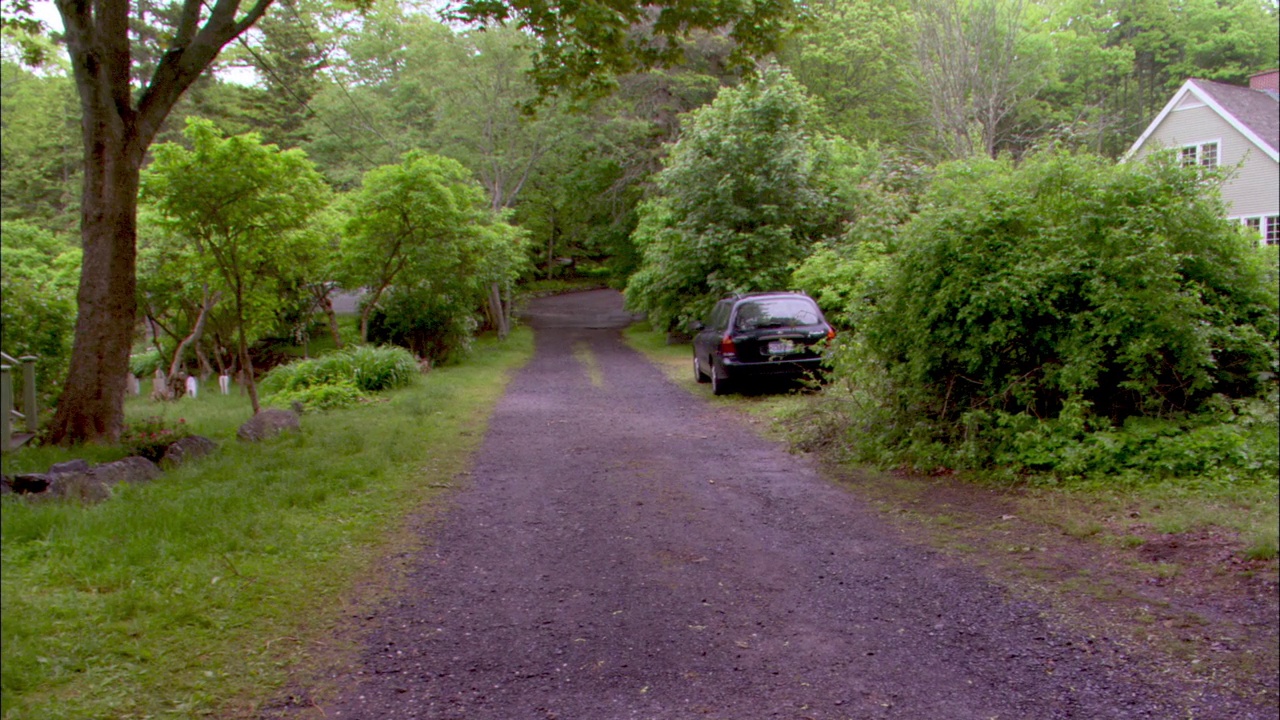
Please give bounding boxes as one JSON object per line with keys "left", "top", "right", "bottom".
{"left": 11, "top": 473, "right": 51, "bottom": 494}
{"left": 159, "top": 435, "right": 218, "bottom": 469}
{"left": 49, "top": 459, "right": 91, "bottom": 475}
{"left": 48, "top": 456, "right": 161, "bottom": 502}
{"left": 237, "top": 408, "right": 301, "bottom": 442}
{"left": 93, "top": 456, "right": 162, "bottom": 486}
{"left": 48, "top": 473, "right": 112, "bottom": 503}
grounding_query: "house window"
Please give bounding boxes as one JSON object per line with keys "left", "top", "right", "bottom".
{"left": 1180, "top": 141, "right": 1220, "bottom": 167}
{"left": 1240, "top": 216, "right": 1279, "bottom": 246}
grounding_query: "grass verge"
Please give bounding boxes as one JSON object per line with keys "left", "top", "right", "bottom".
{"left": 0, "top": 328, "right": 533, "bottom": 720}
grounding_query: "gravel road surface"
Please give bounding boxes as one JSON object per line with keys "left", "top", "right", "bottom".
{"left": 306, "top": 289, "right": 1214, "bottom": 720}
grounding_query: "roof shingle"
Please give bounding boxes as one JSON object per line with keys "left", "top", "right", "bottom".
{"left": 1190, "top": 78, "right": 1280, "bottom": 155}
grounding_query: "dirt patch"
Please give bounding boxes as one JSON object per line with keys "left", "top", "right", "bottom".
{"left": 816, "top": 464, "right": 1279, "bottom": 714}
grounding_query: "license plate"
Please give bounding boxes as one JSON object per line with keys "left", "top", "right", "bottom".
{"left": 767, "top": 340, "right": 796, "bottom": 355}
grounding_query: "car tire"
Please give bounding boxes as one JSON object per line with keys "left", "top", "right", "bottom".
{"left": 711, "top": 365, "right": 733, "bottom": 396}
{"left": 694, "top": 356, "right": 710, "bottom": 384}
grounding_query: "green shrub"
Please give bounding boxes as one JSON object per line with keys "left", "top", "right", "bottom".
{"left": 342, "top": 345, "right": 418, "bottom": 391}
{"left": 365, "top": 286, "right": 479, "bottom": 363}
{"left": 120, "top": 415, "right": 194, "bottom": 462}
{"left": 0, "top": 221, "right": 80, "bottom": 402}
{"left": 269, "top": 381, "right": 366, "bottom": 412}
{"left": 260, "top": 345, "right": 417, "bottom": 399}
{"left": 806, "top": 149, "right": 1279, "bottom": 481}
{"left": 129, "top": 349, "right": 164, "bottom": 378}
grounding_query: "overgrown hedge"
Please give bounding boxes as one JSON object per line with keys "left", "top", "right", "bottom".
{"left": 797, "top": 150, "right": 1279, "bottom": 481}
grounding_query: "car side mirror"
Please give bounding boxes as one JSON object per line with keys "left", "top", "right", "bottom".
{"left": 691, "top": 321, "right": 706, "bottom": 332}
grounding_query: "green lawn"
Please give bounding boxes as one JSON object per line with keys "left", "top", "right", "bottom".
{"left": 0, "top": 329, "right": 533, "bottom": 720}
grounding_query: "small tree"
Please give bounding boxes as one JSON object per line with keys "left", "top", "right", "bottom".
{"left": 625, "top": 65, "right": 837, "bottom": 331}
{"left": 341, "top": 152, "right": 524, "bottom": 344}
{"left": 142, "top": 118, "right": 330, "bottom": 413}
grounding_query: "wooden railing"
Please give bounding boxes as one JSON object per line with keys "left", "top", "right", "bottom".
{"left": 1, "top": 352, "right": 38, "bottom": 452}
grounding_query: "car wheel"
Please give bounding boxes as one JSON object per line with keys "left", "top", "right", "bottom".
{"left": 711, "top": 364, "right": 733, "bottom": 396}
{"left": 694, "top": 355, "right": 710, "bottom": 384}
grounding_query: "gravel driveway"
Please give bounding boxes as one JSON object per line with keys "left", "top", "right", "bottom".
{"left": 305, "top": 289, "right": 1223, "bottom": 720}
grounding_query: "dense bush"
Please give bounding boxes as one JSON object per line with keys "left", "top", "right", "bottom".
{"left": 792, "top": 153, "right": 928, "bottom": 329}
{"left": 805, "top": 150, "right": 1279, "bottom": 478}
{"left": 260, "top": 345, "right": 418, "bottom": 397}
{"left": 0, "top": 221, "right": 80, "bottom": 403}
{"left": 267, "top": 381, "right": 366, "bottom": 412}
{"left": 365, "top": 285, "right": 480, "bottom": 363}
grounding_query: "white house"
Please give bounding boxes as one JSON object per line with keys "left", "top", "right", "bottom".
{"left": 1125, "top": 69, "right": 1279, "bottom": 246}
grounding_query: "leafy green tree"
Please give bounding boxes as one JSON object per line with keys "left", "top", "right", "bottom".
{"left": 1025, "top": 0, "right": 1278, "bottom": 157}
{"left": 366, "top": 218, "right": 525, "bottom": 362}
{"left": 142, "top": 118, "right": 330, "bottom": 413}
{"left": 454, "top": 0, "right": 796, "bottom": 96}
{"left": 625, "top": 65, "right": 837, "bottom": 330}
{"left": 2, "top": 0, "right": 793, "bottom": 443}
{"left": 302, "top": 2, "right": 454, "bottom": 187}
{"left": 341, "top": 151, "right": 527, "bottom": 348}
{"left": 0, "top": 221, "right": 81, "bottom": 403}
{"left": 778, "top": 0, "right": 923, "bottom": 145}
{"left": 0, "top": 60, "right": 81, "bottom": 232}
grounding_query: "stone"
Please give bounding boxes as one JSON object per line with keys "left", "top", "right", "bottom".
{"left": 49, "top": 459, "right": 91, "bottom": 475}
{"left": 94, "top": 456, "right": 163, "bottom": 486}
{"left": 159, "top": 435, "right": 218, "bottom": 470}
{"left": 48, "top": 456, "right": 161, "bottom": 502}
{"left": 11, "top": 473, "right": 51, "bottom": 494}
{"left": 48, "top": 473, "right": 112, "bottom": 503}
{"left": 237, "top": 408, "right": 301, "bottom": 442}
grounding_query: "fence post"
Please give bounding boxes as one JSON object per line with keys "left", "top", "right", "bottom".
{"left": 21, "top": 356, "right": 38, "bottom": 433}
{"left": 1, "top": 365, "right": 12, "bottom": 453}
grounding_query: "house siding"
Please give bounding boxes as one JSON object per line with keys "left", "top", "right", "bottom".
{"left": 1132, "top": 104, "right": 1279, "bottom": 218}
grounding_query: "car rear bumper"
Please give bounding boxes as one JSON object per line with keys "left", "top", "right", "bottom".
{"left": 720, "top": 356, "right": 825, "bottom": 380}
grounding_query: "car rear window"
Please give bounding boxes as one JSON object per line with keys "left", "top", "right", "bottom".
{"left": 733, "top": 298, "right": 821, "bottom": 330}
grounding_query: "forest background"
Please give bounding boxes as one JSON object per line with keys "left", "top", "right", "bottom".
{"left": 1, "top": 0, "right": 1278, "bottom": 479}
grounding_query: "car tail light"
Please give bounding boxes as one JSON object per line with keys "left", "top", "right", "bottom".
{"left": 826, "top": 327, "right": 836, "bottom": 341}
{"left": 719, "top": 334, "right": 736, "bottom": 357}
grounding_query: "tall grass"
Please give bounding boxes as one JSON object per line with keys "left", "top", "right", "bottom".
{"left": 0, "top": 329, "right": 533, "bottom": 719}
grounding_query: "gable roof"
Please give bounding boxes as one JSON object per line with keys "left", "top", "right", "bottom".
{"left": 1125, "top": 78, "right": 1280, "bottom": 162}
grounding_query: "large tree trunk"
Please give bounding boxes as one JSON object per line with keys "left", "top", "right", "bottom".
{"left": 46, "top": 0, "right": 274, "bottom": 445}
{"left": 46, "top": 123, "right": 142, "bottom": 443}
